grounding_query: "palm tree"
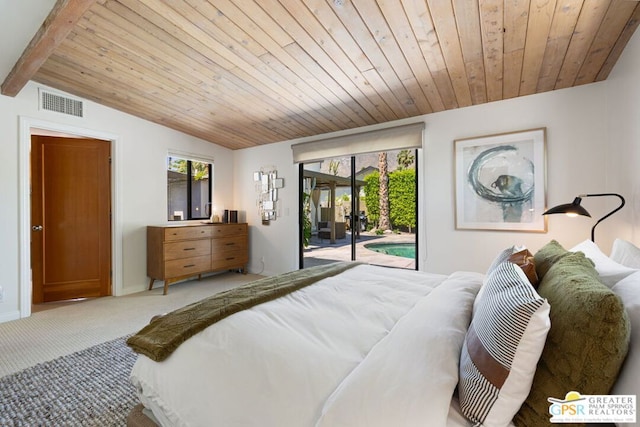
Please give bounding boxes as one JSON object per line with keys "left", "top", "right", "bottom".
{"left": 168, "top": 158, "right": 209, "bottom": 180}
{"left": 328, "top": 159, "right": 340, "bottom": 175}
{"left": 378, "top": 152, "right": 391, "bottom": 230}
{"left": 301, "top": 192, "right": 312, "bottom": 247}
{"left": 397, "top": 149, "right": 415, "bottom": 170}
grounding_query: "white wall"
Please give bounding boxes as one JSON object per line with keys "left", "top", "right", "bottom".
{"left": 0, "top": 82, "right": 234, "bottom": 322}
{"left": 233, "top": 143, "right": 300, "bottom": 276}
{"left": 233, "top": 79, "right": 620, "bottom": 276}
{"left": 605, "top": 29, "right": 640, "bottom": 245}
{"left": 422, "top": 85, "right": 610, "bottom": 273}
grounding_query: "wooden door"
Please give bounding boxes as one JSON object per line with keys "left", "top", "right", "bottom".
{"left": 31, "top": 136, "right": 112, "bottom": 303}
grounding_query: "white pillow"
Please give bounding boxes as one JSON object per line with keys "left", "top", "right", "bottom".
{"left": 459, "top": 262, "right": 550, "bottom": 427}
{"left": 611, "top": 271, "right": 640, "bottom": 427}
{"left": 611, "top": 238, "right": 640, "bottom": 269}
{"left": 570, "top": 240, "right": 636, "bottom": 288}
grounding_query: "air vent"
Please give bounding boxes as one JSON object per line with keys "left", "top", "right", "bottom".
{"left": 39, "top": 89, "right": 84, "bottom": 117}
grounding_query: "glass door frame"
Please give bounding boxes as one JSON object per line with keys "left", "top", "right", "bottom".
{"left": 298, "top": 150, "right": 419, "bottom": 270}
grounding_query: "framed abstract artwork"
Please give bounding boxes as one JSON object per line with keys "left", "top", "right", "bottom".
{"left": 454, "top": 128, "right": 547, "bottom": 232}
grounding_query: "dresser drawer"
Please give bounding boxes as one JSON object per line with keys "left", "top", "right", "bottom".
{"left": 164, "top": 226, "right": 212, "bottom": 241}
{"left": 165, "top": 255, "right": 211, "bottom": 278}
{"left": 164, "top": 239, "right": 210, "bottom": 261}
{"left": 211, "top": 235, "right": 247, "bottom": 253}
{"left": 211, "top": 224, "right": 247, "bottom": 238}
{"left": 211, "top": 250, "right": 248, "bottom": 270}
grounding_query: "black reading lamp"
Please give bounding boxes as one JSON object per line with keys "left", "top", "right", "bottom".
{"left": 542, "top": 193, "right": 625, "bottom": 242}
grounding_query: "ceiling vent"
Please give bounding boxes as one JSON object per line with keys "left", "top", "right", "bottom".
{"left": 39, "top": 89, "right": 84, "bottom": 118}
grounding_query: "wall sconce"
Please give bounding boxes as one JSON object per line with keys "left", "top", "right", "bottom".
{"left": 543, "top": 193, "right": 625, "bottom": 242}
{"left": 254, "top": 166, "right": 284, "bottom": 225}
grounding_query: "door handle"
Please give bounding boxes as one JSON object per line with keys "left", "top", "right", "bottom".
{"left": 32, "top": 225, "right": 43, "bottom": 231}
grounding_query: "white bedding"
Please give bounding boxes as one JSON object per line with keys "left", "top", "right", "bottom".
{"left": 130, "top": 265, "right": 483, "bottom": 427}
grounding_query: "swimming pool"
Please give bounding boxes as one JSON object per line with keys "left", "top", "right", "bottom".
{"left": 364, "top": 242, "right": 415, "bottom": 259}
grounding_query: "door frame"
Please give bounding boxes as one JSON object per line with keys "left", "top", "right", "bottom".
{"left": 298, "top": 149, "right": 421, "bottom": 270}
{"left": 18, "top": 116, "right": 123, "bottom": 319}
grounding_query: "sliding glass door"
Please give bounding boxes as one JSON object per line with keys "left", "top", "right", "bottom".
{"left": 300, "top": 149, "right": 417, "bottom": 270}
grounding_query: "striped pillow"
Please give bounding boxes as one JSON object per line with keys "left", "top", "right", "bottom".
{"left": 459, "top": 261, "right": 550, "bottom": 426}
{"left": 474, "top": 246, "right": 520, "bottom": 314}
{"left": 486, "top": 246, "right": 518, "bottom": 275}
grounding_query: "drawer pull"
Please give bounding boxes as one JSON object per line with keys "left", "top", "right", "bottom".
{"left": 184, "top": 264, "right": 196, "bottom": 268}
{"left": 183, "top": 247, "right": 196, "bottom": 251}
{"left": 226, "top": 257, "right": 235, "bottom": 261}
{"left": 225, "top": 242, "right": 235, "bottom": 246}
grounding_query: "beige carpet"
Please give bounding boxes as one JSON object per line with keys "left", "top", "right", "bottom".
{"left": 0, "top": 272, "right": 261, "bottom": 378}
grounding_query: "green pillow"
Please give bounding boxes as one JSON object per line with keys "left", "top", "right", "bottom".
{"left": 533, "top": 240, "right": 571, "bottom": 280}
{"left": 514, "top": 252, "right": 630, "bottom": 426}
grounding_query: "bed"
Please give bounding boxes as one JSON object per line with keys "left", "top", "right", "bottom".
{"left": 127, "top": 239, "right": 640, "bottom": 427}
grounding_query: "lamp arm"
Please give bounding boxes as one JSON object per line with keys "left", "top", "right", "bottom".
{"left": 581, "top": 193, "right": 626, "bottom": 242}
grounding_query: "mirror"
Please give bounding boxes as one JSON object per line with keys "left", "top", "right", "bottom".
{"left": 254, "top": 167, "right": 284, "bottom": 225}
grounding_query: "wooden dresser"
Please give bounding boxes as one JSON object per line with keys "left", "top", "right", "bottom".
{"left": 147, "top": 223, "right": 248, "bottom": 294}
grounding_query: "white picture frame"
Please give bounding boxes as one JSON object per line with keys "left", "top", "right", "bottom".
{"left": 454, "top": 128, "right": 547, "bottom": 232}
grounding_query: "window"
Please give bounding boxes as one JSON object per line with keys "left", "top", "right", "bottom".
{"left": 167, "top": 156, "right": 212, "bottom": 221}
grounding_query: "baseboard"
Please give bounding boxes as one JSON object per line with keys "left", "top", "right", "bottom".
{"left": 120, "top": 283, "right": 151, "bottom": 296}
{"left": 0, "top": 309, "right": 21, "bottom": 324}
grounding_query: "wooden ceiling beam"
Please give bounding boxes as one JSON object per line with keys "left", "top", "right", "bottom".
{"left": 1, "top": 0, "right": 98, "bottom": 97}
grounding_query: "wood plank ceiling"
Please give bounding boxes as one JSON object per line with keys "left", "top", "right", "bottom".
{"left": 3, "top": 0, "right": 640, "bottom": 150}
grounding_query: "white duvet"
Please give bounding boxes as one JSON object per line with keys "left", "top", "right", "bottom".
{"left": 129, "top": 265, "right": 483, "bottom": 427}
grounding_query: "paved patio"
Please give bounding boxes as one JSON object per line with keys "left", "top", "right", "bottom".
{"left": 303, "top": 231, "right": 416, "bottom": 269}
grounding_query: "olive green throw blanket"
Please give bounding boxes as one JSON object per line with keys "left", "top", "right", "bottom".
{"left": 127, "top": 262, "right": 360, "bottom": 362}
